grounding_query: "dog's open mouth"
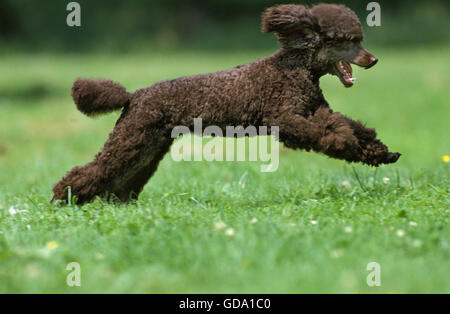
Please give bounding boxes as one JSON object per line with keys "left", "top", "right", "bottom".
{"left": 335, "top": 61, "right": 355, "bottom": 88}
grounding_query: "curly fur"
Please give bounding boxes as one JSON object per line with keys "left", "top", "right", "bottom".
{"left": 52, "top": 3, "right": 400, "bottom": 204}
{"left": 311, "top": 4, "right": 363, "bottom": 41}
{"left": 72, "top": 78, "right": 130, "bottom": 116}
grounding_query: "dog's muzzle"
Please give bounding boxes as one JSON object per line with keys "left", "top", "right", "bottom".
{"left": 351, "top": 48, "right": 378, "bottom": 69}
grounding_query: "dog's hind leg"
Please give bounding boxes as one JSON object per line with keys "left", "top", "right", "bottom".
{"left": 114, "top": 139, "right": 173, "bottom": 201}
{"left": 52, "top": 105, "right": 173, "bottom": 204}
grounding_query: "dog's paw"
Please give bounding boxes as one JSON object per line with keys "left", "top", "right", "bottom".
{"left": 360, "top": 139, "right": 401, "bottom": 167}
{"left": 51, "top": 165, "right": 101, "bottom": 205}
{"left": 385, "top": 152, "right": 401, "bottom": 164}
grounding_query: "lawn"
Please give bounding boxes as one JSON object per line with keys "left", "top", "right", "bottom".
{"left": 0, "top": 46, "right": 449, "bottom": 293}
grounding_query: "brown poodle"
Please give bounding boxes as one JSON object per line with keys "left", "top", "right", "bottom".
{"left": 52, "top": 3, "right": 401, "bottom": 204}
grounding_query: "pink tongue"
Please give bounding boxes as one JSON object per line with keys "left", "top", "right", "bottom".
{"left": 343, "top": 62, "right": 352, "bottom": 76}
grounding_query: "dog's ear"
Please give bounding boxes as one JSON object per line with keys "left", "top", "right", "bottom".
{"left": 261, "top": 5, "right": 317, "bottom": 34}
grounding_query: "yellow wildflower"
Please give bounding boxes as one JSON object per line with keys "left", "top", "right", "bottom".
{"left": 46, "top": 241, "right": 59, "bottom": 250}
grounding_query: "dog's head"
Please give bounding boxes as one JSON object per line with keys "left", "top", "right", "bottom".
{"left": 262, "top": 4, "right": 378, "bottom": 87}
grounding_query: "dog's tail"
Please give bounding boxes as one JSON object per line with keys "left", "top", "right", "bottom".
{"left": 71, "top": 78, "right": 130, "bottom": 116}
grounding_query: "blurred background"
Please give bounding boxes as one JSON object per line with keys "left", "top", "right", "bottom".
{"left": 0, "top": 0, "right": 449, "bottom": 52}
{"left": 0, "top": 0, "right": 449, "bottom": 293}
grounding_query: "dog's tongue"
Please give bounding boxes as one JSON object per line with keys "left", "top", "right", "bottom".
{"left": 343, "top": 61, "right": 354, "bottom": 84}
{"left": 337, "top": 61, "right": 356, "bottom": 86}
{"left": 341, "top": 61, "right": 352, "bottom": 76}
{"left": 345, "top": 77, "right": 356, "bottom": 85}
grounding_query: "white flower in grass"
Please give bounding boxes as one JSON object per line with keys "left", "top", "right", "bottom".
{"left": 341, "top": 180, "right": 351, "bottom": 188}
{"left": 412, "top": 239, "right": 422, "bottom": 248}
{"left": 409, "top": 221, "right": 418, "bottom": 227}
{"left": 344, "top": 226, "right": 353, "bottom": 233}
{"left": 250, "top": 218, "right": 258, "bottom": 224}
{"left": 330, "top": 250, "right": 343, "bottom": 259}
{"left": 214, "top": 221, "right": 226, "bottom": 231}
{"left": 225, "top": 228, "right": 235, "bottom": 237}
{"left": 9, "top": 206, "right": 28, "bottom": 216}
{"left": 382, "top": 177, "right": 390, "bottom": 184}
{"left": 95, "top": 252, "right": 106, "bottom": 260}
{"left": 9, "top": 206, "right": 17, "bottom": 216}
{"left": 396, "top": 229, "right": 405, "bottom": 237}
{"left": 311, "top": 220, "right": 318, "bottom": 225}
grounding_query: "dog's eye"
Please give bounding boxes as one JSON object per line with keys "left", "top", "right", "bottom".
{"left": 302, "top": 28, "right": 316, "bottom": 36}
{"left": 336, "top": 39, "right": 349, "bottom": 46}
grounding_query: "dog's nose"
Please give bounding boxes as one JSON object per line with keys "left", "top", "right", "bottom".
{"left": 352, "top": 47, "right": 378, "bottom": 69}
{"left": 364, "top": 52, "right": 378, "bottom": 69}
{"left": 366, "top": 56, "right": 378, "bottom": 68}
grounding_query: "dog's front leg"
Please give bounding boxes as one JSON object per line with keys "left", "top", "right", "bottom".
{"left": 341, "top": 115, "right": 401, "bottom": 166}
{"left": 276, "top": 107, "right": 400, "bottom": 166}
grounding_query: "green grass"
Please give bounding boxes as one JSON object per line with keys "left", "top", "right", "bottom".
{"left": 0, "top": 47, "right": 449, "bottom": 293}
